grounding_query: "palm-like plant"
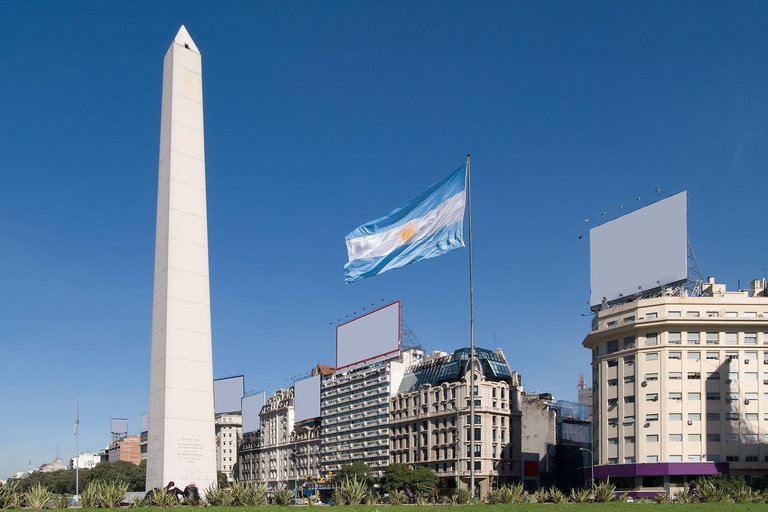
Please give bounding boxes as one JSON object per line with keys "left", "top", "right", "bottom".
{"left": 24, "top": 483, "right": 52, "bottom": 510}
{"left": 273, "top": 488, "right": 292, "bottom": 506}
{"left": 0, "top": 481, "right": 22, "bottom": 509}
{"left": 592, "top": 478, "right": 616, "bottom": 502}
{"left": 78, "top": 482, "right": 99, "bottom": 509}
{"left": 569, "top": 487, "right": 592, "bottom": 503}
{"left": 389, "top": 489, "right": 407, "bottom": 505}
{"left": 95, "top": 480, "right": 128, "bottom": 508}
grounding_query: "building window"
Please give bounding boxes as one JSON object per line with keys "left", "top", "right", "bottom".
{"left": 646, "top": 393, "right": 658, "bottom": 401}
{"left": 688, "top": 434, "right": 701, "bottom": 442}
{"left": 646, "top": 352, "right": 658, "bottom": 361}
{"left": 669, "top": 455, "right": 682, "bottom": 462}
{"left": 725, "top": 333, "right": 738, "bottom": 345}
{"left": 746, "top": 413, "right": 758, "bottom": 421}
{"left": 706, "top": 351, "right": 719, "bottom": 360}
{"left": 669, "top": 372, "right": 682, "bottom": 380}
{"left": 668, "top": 352, "right": 682, "bottom": 360}
{"left": 706, "top": 333, "right": 720, "bottom": 345}
{"left": 746, "top": 334, "right": 758, "bottom": 345}
{"left": 624, "top": 395, "right": 635, "bottom": 404}
{"left": 745, "top": 372, "right": 758, "bottom": 380}
{"left": 647, "top": 312, "right": 658, "bottom": 319}
{"left": 625, "top": 355, "right": 635, "bottom": 365}
{"left": 646, "top": 414, "right": 658, "bottom": 421}
{"left": 726, "top": 434, "right": 739, "bottom": 442}
{"left": 669, "top": 311, "right": 681, "bottom": 318}
{"left": 669, "top": 413, "right": 682, "bottom": 421}
{"left": 706, "top": 393, "right": 720, "bottom": 400}
{"left": 608, "top": 437, "right": 618, "bottom": 445}
{"left": 707, "top": 372, "right": 720, "bottom": 380}
{"left": 726, "top": 413, "right": 739, "bottom": 421}
{"left": 607, "top": 340, "right": 619, "bottom": 354}
{"left": 688, "top": 351, "right": 701, "bottom": 360}
{"left": 607, "top": 359, "right": 618, "bottom": 367}
{"left": 646, "top": 373, "right": 658, "bottom": 381}
{"left": 645, "top": 333, "right": 658, "bottom": 346}
{"left": 688, "top": 413, "right": 701, "bottom": 422}
{"left": 686, "top": 311, "right": 700, "bottom": 317}
{"left": 707, "top": 413, "right": 720, "bottom": 421}
{"left": 624, "top": 376, "right": 635, "bottom": 384}
{"left": 646, "top": 455, "right": 659, "bottom": 462}
{"left": 687, "top": 333, "right": 701, "bottom": 344}
{"left": 608, "top": 379, "right": 618, "bottom": 387}
{"left": 623, "top": 336, "right": 636, "bottom": 349}
{"left": 669, "top": 333, "right": 682, "bottom": 344}
{"left": 687, "top": 373, "right": 701, "bottom": 380}
{"left": 646, "top": 435, "right": 658, "bottom": 442}
{"left": 688, "top": 455, "right": 702, "bottom": 462}
{"left": 706, "top": 311, "right": 719, "bottom": 318}
{"left": 688, "top": 392, "right": 701, "bottom": 400}
{"left": 707, "top": 434, "right": 720, "bottom": 442}
{"left": 669, "top": 392, "right": 682, "bottom": 400}
{"left": 726, "top": 373, "right": 738, "bottom": 381}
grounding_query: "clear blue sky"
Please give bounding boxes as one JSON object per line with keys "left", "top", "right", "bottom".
{"left": 3, "top": 1, "right": 768, "bottom": 480}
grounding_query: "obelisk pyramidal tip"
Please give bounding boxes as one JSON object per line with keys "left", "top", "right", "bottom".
{"left": 146, "top": 26, "right": 216, "bottom": 493}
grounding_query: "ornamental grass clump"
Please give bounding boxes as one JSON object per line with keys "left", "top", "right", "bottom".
{"left": 78, "top": 483, "right": 99, "bottom": 509}
{"left": 24, "top": 483, "right": 53, "bottom": 510}
{"left": 273, "top": 488, "right": 292, "bottom": 507}
{"left": 95, "top": 480, "right": 128, "bottom": 508}
{"left": 547, "top": 487, "right": 567, "bottom": 504}
{"left": 0, "top": 481, "right": 22, "bottom": 509}
{"left": 335, "top": 477, "right": 366, "bottom": 506}
{"left": 204, "top": 484, "right": 231, "bottom": 507}
{"left": 569, "top": 487, "right": 592, "bottom": 503}
{"left": 389, "top": 489, "right": 407, "bottom": 505}
{"left": 592, "top": 478, "right": 616, "bottom": 502}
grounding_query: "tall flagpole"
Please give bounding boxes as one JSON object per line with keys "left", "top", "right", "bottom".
{"left": 75, "top": 395, "right": 79, "bottom": 495}
{"left": 466, "top": 154, "right": 475, "bottom": 498}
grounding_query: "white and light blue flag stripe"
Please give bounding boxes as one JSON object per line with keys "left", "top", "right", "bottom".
{"left": 344, "top": 164, "right": 467, "bottom": 284}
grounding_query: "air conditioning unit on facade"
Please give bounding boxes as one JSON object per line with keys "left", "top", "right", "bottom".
{"left": 687, "top": 420, "right": 694, "bottom": 425}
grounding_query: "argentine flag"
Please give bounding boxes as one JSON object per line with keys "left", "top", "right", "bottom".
{"left": 344, "top": 164, "right": 467, "bottom": 284}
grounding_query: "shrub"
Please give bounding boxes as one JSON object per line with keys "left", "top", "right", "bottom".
{"left": 732, "top": 486, "right": 756, "bottom": 503}
{"left": 96, "top": 480, "right": 128, "bottom": 508}
{"left": 146, "top": 488, "right": 180, "bottom": 508}
{"left": 695, "top": 480, "right": 729, "bottom": 503}
{"left": 78, "top": 482, "right": 99, "bottom": 509}
{"left": 54, "top": 495, "right": 69, "bottom": 509}
{"left": 273, "top": 488, "right": 292, "bottom": 507}
{"left": 365, "top": 490, "right": 380, "bottom": 505}
{"left": 0, "top": 481, "right": 22, "bottom": 509}
{"left": 653, "top": 493, "right": 671, "bottom": 503}
{"left": 570, "top": 487, "right": 592, "bottom": 503}
{"left": 204, "top": 484, "right": 231, "bottom": 507}
{"left": 548, "top": 487, "right": 567, "bottom": 504}
{"left": 389, "top": 489, "right": 407, "bottom": 505}
{"left": 24, "top": 483, "right": 53, "bottom": 510}
{"left": 335, "top": 477, "right": 366, "bottom": 506}
{"left": 592, "top": 478, "right": 616, "bottom": 502}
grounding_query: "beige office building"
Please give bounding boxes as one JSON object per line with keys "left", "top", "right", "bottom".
{"left": 584, "top": 277, "right": 768, "bottom": 493}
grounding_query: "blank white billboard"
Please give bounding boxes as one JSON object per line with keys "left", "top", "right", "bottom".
{"left": 214, "top": 376, "right": 244, "bottom": 414}
{"left": 111, "top": 418, "right": 128, "bottom": 435}
{"left": 242, "top": 391, "right": 266, "bottom": 433}
{"left": 337, "top": 301, "right": 400, "bottom": 370}
{"left": 295, "top": 374, "right": 321, "bottom": 422}
{"left": 590, "top": 191, "right": 688, "bottom": 306}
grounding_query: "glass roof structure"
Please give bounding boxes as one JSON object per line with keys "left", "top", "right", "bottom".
{"left": 397, "top": 347, "right": 512, "bottom": 394}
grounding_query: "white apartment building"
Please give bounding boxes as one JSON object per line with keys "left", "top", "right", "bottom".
{"left": 70, "top": 452, "right": 101, "bottom": 470}
{"left": 216, "top": 412, "right": 242, "bottom": 482}
{"left": 321, "top": 348, "right": 423, "bottom": 478}
{"left": 584, "top": 277, "right": 768, "bottom": 494}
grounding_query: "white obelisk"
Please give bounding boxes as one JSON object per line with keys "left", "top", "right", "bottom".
{"left": 147, "top": 26, "right": 216, "bottom": 492}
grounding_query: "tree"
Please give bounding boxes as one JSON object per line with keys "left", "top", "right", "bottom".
{"left": 380, "top": 464, "right": 439, "bottom": 501}
{"left": 217, "top": 470, "right": 229, "bottom": 489}
{"left": 380, "top": 464, "right": 412, "bottom": 496}
{"left": 337, "top": 461, "right": 373, "bottom": 486}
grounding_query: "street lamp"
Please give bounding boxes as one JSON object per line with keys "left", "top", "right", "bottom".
{"left": 450, "top": 405, "right": 468, "bottom": 492}
{"left": 290, "top": 433, "right": 299, "bottom": 500}
{"left": 578, "top": 447, "right": 594, "bottom": 489}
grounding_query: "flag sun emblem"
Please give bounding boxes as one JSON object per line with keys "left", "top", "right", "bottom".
{"left": 398, "top": 223, "right": 417, "bottom": 244}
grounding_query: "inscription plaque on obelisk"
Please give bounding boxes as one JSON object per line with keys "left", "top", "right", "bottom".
{"left": 146, "top": 25, "right": 216, "bottom": 492}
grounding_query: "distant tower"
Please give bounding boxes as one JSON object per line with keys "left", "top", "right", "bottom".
{"left": 578, "top": 374, "right": 586, "bottom": 390}
{"left": 146, "top": 26, "right": 216, "bottom": 492}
